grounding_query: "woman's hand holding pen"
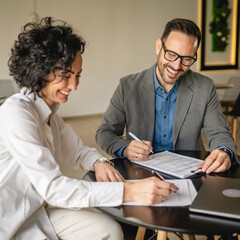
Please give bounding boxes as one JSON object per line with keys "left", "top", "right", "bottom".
{"left": 123, "top": 177, "right": 178, "bottom": 205}
{"left": 123, "top": 140, "right": 153, "bottom": 161}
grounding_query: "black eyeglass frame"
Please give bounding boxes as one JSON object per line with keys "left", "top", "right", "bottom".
{"left": 161, "top": 40, "right": 197, "bottom": 67}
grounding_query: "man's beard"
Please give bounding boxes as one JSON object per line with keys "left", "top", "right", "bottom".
{"left": 158, "top": 63, "right": 185, "bottom": 85}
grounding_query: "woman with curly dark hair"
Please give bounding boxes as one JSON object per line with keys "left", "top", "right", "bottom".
{"left": 0, "top": 17, "right": 177, "bottom": 240}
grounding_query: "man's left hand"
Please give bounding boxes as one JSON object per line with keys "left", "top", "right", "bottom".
{"left": 94, "top": 162, "right": 125, "bottom": 182}
{"left": 198, "top": 149, "right": 231, "bottom": 174}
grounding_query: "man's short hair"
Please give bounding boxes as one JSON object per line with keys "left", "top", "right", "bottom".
{"left": 161, "top": 18, "right": 201, "bottom": 49}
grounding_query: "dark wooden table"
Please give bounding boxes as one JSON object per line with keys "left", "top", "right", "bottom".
{"left": 83, "top": 151, "right": 240, "bottom": 235}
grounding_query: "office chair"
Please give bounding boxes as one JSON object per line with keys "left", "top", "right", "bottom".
{"left": 220, "top": 76, "right": 240, "bottom": 112}
{"left": 0, "top": 79, "right": 16, "bottom": 105}
{"left": 223, "top": 93, "right": 240, "bottom": 141}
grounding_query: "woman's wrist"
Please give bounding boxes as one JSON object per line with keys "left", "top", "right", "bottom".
{"left": 93, "top": 157, "right": 114, "bottom": 169}
{"left": 123, "top": 182, "right": 135, "bottom": 202}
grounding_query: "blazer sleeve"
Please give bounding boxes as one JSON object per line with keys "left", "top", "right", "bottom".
{"left": 95, "top": 78, "right": 131, "bottom": 156}
{"left": 201, "top": 77, "right": 239, "bottom": 164}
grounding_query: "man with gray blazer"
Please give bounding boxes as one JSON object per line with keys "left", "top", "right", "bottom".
{"left": 96, "top": 18, "right": 238, "bottom": 173}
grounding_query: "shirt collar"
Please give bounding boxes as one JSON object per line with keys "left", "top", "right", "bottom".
{"left": 20, "top": 87, "right": 60, "bottom": 124}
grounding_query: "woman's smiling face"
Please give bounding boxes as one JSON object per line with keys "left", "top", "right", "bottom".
{"left": 40, "top": 51, "right": 83, "bottom": 109}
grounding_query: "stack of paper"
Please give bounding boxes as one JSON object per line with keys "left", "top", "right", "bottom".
{"left": 131, "top": 151, "right": 203, "bottom": 178}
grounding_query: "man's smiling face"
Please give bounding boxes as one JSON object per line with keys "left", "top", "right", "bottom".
{"left": 156, "top": 31, "right": 198, "bottom": 92}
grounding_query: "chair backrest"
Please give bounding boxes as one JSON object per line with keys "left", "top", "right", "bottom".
{"left": 221, "top": 76, "right": 240, "bottom": 102}
{"left": 232, "top": 93, "right": 240, "bottom": 116}
{"left": 0, "top": 79, "right": 16, "bottom": 105}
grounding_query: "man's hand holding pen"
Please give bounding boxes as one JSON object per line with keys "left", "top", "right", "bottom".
{"left": 123, "top": 140, "right": 153, "bottom": 161}
{"left": 123, "top": 132, "right": 153, "bottom": 161}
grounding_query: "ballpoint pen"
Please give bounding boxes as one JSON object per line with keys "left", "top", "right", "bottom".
{"left": 129, "top": 132, "right": 154, "bottom": 154}
{"left": 152, "top": 170, "right": 165, "bottom": 181}
{"left": 152, "top": 170, "right": 178, "bottom": 193}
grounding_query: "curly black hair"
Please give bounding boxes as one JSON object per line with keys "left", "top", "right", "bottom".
{"left": 8, "top": 17, "right": 85, "bottom": 94}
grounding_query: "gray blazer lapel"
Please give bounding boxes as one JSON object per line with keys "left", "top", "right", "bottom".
{"left": 173, "top": 71, "right": 194, "bottom": 146}
{"left": 138, "top": 65, "right": 155, "bottom": 141}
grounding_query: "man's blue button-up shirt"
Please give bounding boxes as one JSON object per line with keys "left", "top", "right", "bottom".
{"left": 153, "top": 65, "right": 180, "bottom": 152}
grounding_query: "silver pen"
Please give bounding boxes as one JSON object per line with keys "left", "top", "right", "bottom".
{"left": 129, "top": 132, "right": 154, "bottom": 154}
{"left": 152, "top": 170, "right": 177, "bottom": 193}
{"left": 152, "top": 170, "right": 165, "bottom": 181}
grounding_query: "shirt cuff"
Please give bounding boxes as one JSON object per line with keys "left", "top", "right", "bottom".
{"left": 217, "top": 146, "right": 233, "bottom": 161}
{"left": 114, "top": 144, "right": 128, "bottom": 158}
{"left": 90, "top": 182, "right": 124, "bottom": 207}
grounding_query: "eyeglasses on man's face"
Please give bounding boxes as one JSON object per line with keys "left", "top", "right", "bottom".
{"left": 161, "top": 40, "right": 197, "bottom": 67}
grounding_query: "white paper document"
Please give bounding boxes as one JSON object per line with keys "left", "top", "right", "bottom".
{"left": 123, "top": 179, "right": 197, "bottom": 207}
{"left": 131, "top": 151, "right": 203, "bottom": 178}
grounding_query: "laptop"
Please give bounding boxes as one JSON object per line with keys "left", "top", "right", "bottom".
{"left": 189, "top": 176, "right": 240, "bottom": 220}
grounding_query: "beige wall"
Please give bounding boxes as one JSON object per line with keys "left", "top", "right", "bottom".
{"left": 0, "top": 0, "right": 239, "bottom": 117}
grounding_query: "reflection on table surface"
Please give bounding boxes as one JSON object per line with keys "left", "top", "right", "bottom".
{"left": 83, "top": 150, "right": 240, "bottom": 235}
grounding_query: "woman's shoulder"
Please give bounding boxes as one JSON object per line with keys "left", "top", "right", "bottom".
{"left": 2, "top": 92, "right": 31, "bottom": 110}
{"left": 0, "top": 92, "right": 37, "bottom": 125}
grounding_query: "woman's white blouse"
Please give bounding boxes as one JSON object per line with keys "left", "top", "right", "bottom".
{"left": 0, "top": 89, "right": 124, "bottom": 240}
